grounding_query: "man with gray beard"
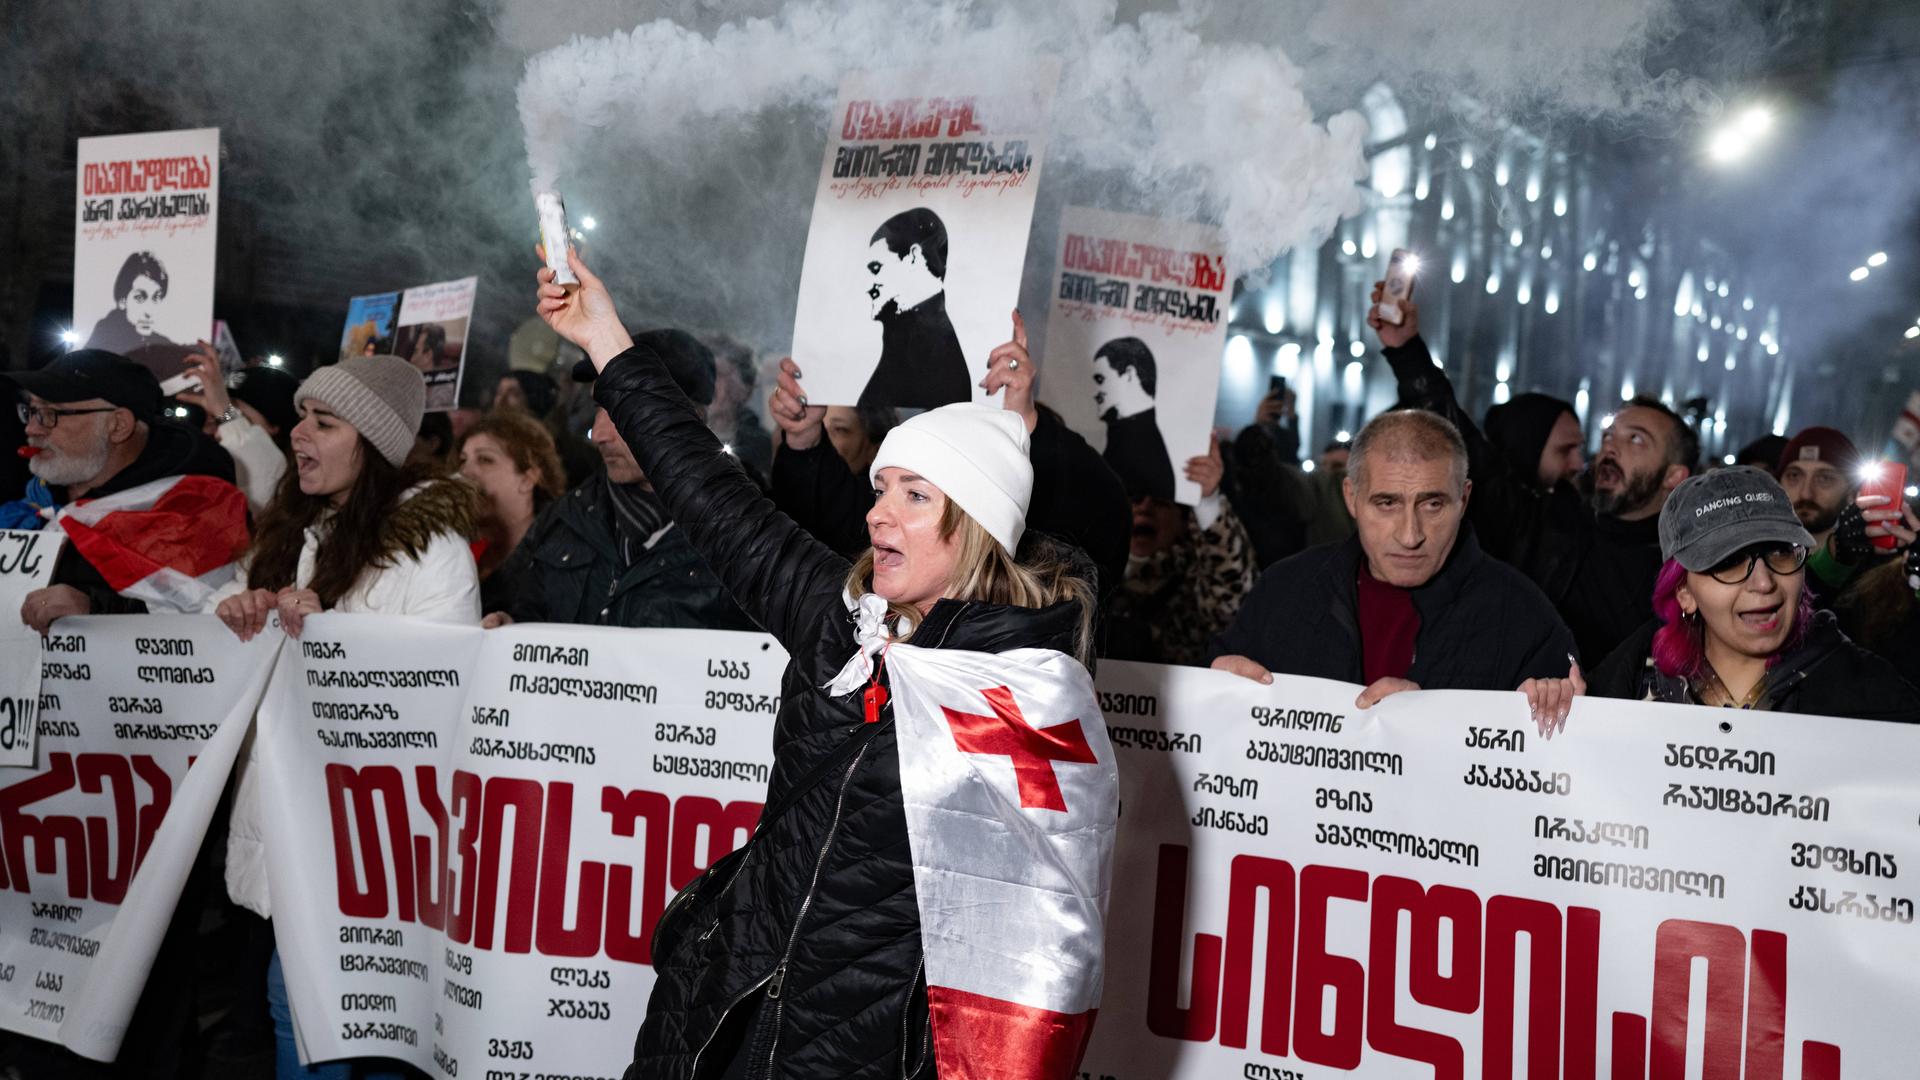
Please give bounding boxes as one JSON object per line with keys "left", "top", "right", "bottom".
{"left": 1370, "top": 294, "right": 1695, "bottom": 666}
{"left": 10, "top": 349, "right": 234, "bottom": 629}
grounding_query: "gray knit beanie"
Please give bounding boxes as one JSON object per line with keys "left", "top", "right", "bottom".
{"left": 293, "top": 355, "right": 425, "bottom": 467}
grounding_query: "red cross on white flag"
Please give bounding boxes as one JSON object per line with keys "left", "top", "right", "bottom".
{"left": 885, "top": 642, "right": 1118, "bottom": 1079}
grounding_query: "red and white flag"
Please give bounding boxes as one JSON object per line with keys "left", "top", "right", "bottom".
{"left": 51, "top": 474, "right": 250, "bottom": 612}
{"left": 885, "top": 641, "right": 1118, "bottom": 1079}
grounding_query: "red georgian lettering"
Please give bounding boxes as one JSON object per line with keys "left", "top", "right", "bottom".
{"left": 601, "top": 787, "right": 671, "bottom": 964}
{"left": 1220, "top": 854, "right": 1293, "bottom": 1055}
{"left": 1648, "top": 920, "right": 1745, "bottom": 1080}
{"left": 535, "top": 782, "right": 605, "bottom": 957}
{"left": 669, "top": 796, "right": 760, "bottom": 891}
{"left": 1744, "top": 929, "right": 1786, "bottom": 1080}
{"left": 412, "top": 766, "right": 450, "bottom": 931}
{"left": 1484, "top": 896, "right": 1561, "bottom": 1079}
{"left": 472, "top": 776, "right": 542, "bottom": 952}
{"left": 1564, "top": 907, "right": 1602, "bottom": 1080}
{"left": 1147, "top": 843, "right": 1221, "bottom": 1040}
{"left": 1366, "top": 876, "right": 1476, "bottom": 1078}
{"left": 76, "top": 754, "right": 135, "bottom": 904}
{"left": 447, "top": 770, "right": 483, "bottom": 945}
{"left": 1612, "top": 1012, "right": 1647, "bottom": 1080}
{"left": 1293, "top": 865, "right": 1367, "bottom": 1069}
{"left": 0, "top": 753, "right": 85, "bottom": 898}
{"left": 323, "top": 763, "right": 415, "bottom": 920}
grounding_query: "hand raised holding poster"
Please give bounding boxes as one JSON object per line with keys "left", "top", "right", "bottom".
{"left": 1040, "top": 207, "right": 1230, "bottom": 507}
{"left": 789, "top": 66, "right": 1060, "bottom": 410}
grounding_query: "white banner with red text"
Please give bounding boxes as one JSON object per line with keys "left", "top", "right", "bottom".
{"left": 1078, "top": 661, "right": 1920, "bottom": 1080}
{"left": 257, "top": 616, "right": 783, "bottom": 1077}
{"left": 8, "top": 615, "right": 1920, "bottom": 1077}
{"left": 0, "top": 615, "right": 280, "bottom": 1060}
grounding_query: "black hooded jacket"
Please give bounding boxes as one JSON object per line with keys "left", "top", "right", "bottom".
{"left": 593, "top": 342, "right": 1092, "bottom": 1080}
{"left": 1589, "top": 611, "right": 1920, "bottom": 722}
{"left": 51, "top": 418, "right": 235, "bottom": 613}
{"left": 1384, "top": 335, "right": 1662, "bottom": 666}
{"left": 1209, "top": 527, "right": 1577, "bottom": 691}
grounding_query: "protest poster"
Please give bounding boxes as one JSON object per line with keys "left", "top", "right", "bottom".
{"left": 1076, "top": 662, "right": 1920, "bottom": 1078}
{"left": 338, "top": 291, "right": 402, "bottom": 363}
{"left": 72, "top": 128, "right": 220, "bottom": 394}
{"left": 211, "top": 319, "right": 245, "bottom": 376}
{"left": 392, "top": 278, "right": 478, "bottom": 412}
{"left": 0, "top": 531, "right": 63, "bottom": 767}
{"left": 258, "top": 617, "right": 781, "bottom": 1074}
{"left": 789, "top": 65, "right": 1060, "bottom": 410}
{"left": 1039, "top": 207, "right": 1229, "bottom": 506}
{"left": 0, "top": 615, "right": 280, "bottom": 1060}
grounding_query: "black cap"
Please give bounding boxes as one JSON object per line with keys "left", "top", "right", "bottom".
{"left": 570, "top": 328, "right": 717, "bottom": 406}
{"left": 1658, "top": 466, "right": 1816, "bottom": 571}
{"left": 227, "top": 365, "right": 301, "bottom": 433}
{"left": 12, "top": 349, "right": 162, "bottom": 420}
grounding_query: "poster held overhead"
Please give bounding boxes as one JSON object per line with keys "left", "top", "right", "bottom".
{"left": 790, "top": 65, "right": 1060, "bottom": 410}
{"left": 338, "top": 291, "right": 401, "bottom": 363}
{"left": 1039, "top": 207, "right": 1229, "bottom": 507}
{"left": 369, "top": 278, "right": 477, "bottom": 413}
{"left": 73, "top": 128, "right": 220, "bottom": 389}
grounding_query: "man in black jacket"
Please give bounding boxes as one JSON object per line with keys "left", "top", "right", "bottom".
{"left": 856, "top": 208, "right": 972, "bottom": 409}
{"left": 1210, "top": 408, "right": 1578, "bottom": 714}
{"left": 1370, "top": 290, "right": 1694, "bottom": 666}
{"left": 491, "top": 331, "right": 753, "bottom": 632}
{"left": 13, "top": 349, "right": 235, "bottom": 628}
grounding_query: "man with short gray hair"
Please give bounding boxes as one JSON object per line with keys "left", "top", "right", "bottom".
{"left": 1211, "top": 408, "right": 1581, "bottom": 725}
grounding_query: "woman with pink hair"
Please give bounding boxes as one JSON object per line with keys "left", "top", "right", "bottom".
{"left": 1589, "top": 466, "right": 1919, "bottom": 720}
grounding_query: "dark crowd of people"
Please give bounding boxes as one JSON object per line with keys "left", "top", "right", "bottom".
{"left": 5, "top": 251, "right": 1919, "bottom": 1079}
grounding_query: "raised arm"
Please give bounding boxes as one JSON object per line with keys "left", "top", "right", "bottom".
{"left": 538, "top": 253, "right": 851, "bottom": 654}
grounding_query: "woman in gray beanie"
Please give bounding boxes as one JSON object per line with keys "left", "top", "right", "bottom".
{"left": 209, "top": 353, "right": 481, "bottom": 1079}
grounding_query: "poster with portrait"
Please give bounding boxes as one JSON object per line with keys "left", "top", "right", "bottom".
{"left": 1039, "top": 207, "right": 1229, "bottom": 507}
{"left": 789, "top": 64, "right": 1060, "bottom": 410}
{"left": 72, "top": 129, "right": 219, "bottom": 385}
{"left": 337, "top": 291, "right": 400, "bottom": 363}
{"left": 390, "top": 277, "right": 477, "bottom": 413}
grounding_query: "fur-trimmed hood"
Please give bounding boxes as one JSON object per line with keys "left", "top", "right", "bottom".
{"left": 372, "top": 477, "right": 478, "bottom": 565}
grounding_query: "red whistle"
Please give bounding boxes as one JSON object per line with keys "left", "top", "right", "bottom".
{"left": 16, "top": 446, "right": 40, "bottom": 458}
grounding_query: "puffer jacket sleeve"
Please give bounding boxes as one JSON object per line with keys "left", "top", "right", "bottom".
{"left": 594, "top": 345, "right": 851, "bottom": 663}
{"left": 394, "top": 530, "right": 482, "bottom": 623}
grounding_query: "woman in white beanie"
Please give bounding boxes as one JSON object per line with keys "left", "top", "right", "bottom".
{"left": 536, "top": 253, "right": 1098, "bottom": 1079}
{"left": 210, "top": 353, "right": 481, "bottom": 1080}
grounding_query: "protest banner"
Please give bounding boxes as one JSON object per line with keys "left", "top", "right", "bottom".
{"left": 8, "top": 615, "right": 1918, "bottom": 1077}
{"left": 258, "top": 617, "right": 781, "bottom": 1075}
{"left": 1040, "top": 207, "right": 1230, "bottom": 506}
{"left": 0, "top": 615, "right": 280, "bottom": 1060}
{"left": 1076, "top": 661, "right": 1920, "bottom": 1078}
{"left": 73, "top": 128, "right": 220, "bottom": 394}
{"left": 0, "top": 531, "right": 62, "bottom": 766}
{"left": 790, "top": 64, "right": 1060, "bottom": 410}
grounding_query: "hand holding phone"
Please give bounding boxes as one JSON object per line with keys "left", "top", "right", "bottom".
{"left": 1859, "top": 462, "right": 1911, "bottom": 552}
{"left": 1376, "top": 248, "right": 1419, "bottom": 326}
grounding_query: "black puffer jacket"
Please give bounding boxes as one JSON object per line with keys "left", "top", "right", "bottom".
{"left": 1589, "top": 612, "right": 1920, "bottom": 722}
{"left": 594, "top": 343, "right": 1087, "bottom": 1080}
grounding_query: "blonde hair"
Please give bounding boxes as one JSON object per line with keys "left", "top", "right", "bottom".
{"left": 844, "top": 500, "right": 1096, "bottom": 666}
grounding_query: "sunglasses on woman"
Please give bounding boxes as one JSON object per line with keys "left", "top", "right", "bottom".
{"left": 1704, "top": 543, "right": 1808, "bottom": 585}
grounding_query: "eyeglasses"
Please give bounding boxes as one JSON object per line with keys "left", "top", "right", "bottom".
{"left": 1705, "top": 544, "right": 1808, "bottom": 585}
{"left": 18, "top": 403, "right": 118, "bottom": 429}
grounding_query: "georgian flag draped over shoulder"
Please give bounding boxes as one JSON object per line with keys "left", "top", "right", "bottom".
{"left": 884, "top": 642, "right": 1118, "bottom": 1080}
{"left": 51, "top": 474, "right": 249, "bottom": 612}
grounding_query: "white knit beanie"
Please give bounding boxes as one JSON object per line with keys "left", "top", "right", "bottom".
{"left": 293, "top": 355, "right": 426, "bottom": 468}
{"left": 868, "top": 403, "right": 1032, "bottom": 555}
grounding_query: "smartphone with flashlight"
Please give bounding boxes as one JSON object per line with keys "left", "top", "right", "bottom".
{"left": 1268, "top": 375, "right": 1288, "bottom": 398}
{"left": 1859, "top": 462, "right": 1910, "bottom": 551}
{"left": 1376, "top": 248, "right": 1419, "bottom": 326}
